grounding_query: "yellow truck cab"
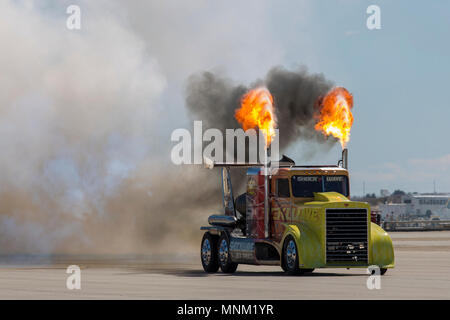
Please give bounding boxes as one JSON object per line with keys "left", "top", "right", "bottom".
{"left": 200, "top": 150, "right": 394, "bottom": 275}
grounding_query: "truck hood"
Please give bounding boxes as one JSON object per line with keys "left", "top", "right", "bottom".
{"left": 291, "top": 192, "right": 369, "bottom": 208}
{"left": 312, "top": 192, "right": 350, "bottom": 202}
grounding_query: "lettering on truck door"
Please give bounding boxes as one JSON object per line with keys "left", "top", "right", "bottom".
{"left": 271, "top": 178, "right": 291, "bottom": 242}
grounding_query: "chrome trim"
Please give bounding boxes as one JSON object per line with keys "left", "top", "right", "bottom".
{"left": 342, "top": 148, "right": 348, "bottom": 169}
{"left": 219, "top": 238, "right": 229, "bottom": 265}
{"left": 325, "top": 208, "right": 369, "bottom": 264}
{"left": 201, "top": 238, "right": 212, "bottom": 265}
{"left": 286, "top": 239, "right": 297, "bottom": 269}
{"left": 208, "top": 215, "right": 237, "bottom": 227}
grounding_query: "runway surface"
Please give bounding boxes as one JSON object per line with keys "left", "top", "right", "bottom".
{"left": 1, "top": 231, "right": 450, "bottom": 299}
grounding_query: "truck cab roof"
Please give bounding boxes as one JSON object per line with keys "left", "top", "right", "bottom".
{"left": 247, "top": 166, "right": 348, "bottom": 176}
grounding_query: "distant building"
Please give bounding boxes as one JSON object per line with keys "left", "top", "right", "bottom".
{"left": 379, "top": 203, "right": 408, "bottom": 220}
{"left": 380, "top": 189, "right": 390, "bottom": 197}
{"left": 379, "top": 194, "right": 450, "bottom": 220}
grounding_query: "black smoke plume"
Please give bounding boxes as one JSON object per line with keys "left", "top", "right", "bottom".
{"left": 185, "top": 66, "right": 336, "bottom": 151}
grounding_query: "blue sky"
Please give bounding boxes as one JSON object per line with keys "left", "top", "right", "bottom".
{"left": 261, "top": 1, "right": 450, "bottom": 195}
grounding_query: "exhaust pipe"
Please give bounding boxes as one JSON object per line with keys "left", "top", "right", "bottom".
{"left": 264, "top": 173, "right": 269, "bottom": 238}
{"left": 208, "top": 215, "right": 237, "bottom": 227}
{"left": 264, "top": 148, "right": 269, "bottom": 238}
{"left": 342, "top": 148, "right": 348, "bottom": 170}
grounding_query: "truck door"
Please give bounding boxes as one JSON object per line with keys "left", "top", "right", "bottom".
{"left": 271, "top": 178, "right": 291, "bottom": 241}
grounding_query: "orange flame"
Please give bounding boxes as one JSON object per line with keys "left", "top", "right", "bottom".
{"left": 235, "top": 87, "right": 277, "bottom": 147}
{"left": 315, "top": 87, "right": 354, "bottom": 148}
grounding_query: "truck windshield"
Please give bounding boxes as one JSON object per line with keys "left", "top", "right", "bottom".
{"left": 291, "top": 175, "right": 349, "bottom": 197}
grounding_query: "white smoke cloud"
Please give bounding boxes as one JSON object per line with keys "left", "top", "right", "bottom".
{"left": 0, "top": 0, "right": 167, "bottom": 253}
{"left": 0, "top": 0, "right": 285, "bottom": 255}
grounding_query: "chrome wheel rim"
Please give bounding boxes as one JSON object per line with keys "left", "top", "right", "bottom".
{"left": 201, "top": 238, "right": 211, "bottom": 265}
{"left": 286, "top": 240, "right": 297, "bottom": 269}
{"left": 219, "top": 239, "right": 228, "bottom": 265}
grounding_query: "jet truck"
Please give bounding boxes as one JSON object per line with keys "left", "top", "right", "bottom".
{"left": 200, "top": 149, "right": 395, "bottom": 275}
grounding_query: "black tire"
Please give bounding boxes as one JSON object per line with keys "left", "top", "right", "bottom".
{"left": 281, "top": 261, "right": 287, "bottom": 272}
{"left": 282, "top": 235, "right": 301, "bottom": 275}
{"left": 201, "top": 232, "right": 219, "bottom": 273}
{"left": 218, "top": 233, "right": 238, "bottom": 273}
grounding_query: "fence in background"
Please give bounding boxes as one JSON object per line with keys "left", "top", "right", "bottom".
{"left": 382, "top": 220, "right": 450, "bottom": 231}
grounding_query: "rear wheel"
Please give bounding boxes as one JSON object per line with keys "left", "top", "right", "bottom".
{"left": 218, "top": 233, "right": 238, "bottom": 273}
{"left": 201, "top": 232, "right": 219, "bottom": 273}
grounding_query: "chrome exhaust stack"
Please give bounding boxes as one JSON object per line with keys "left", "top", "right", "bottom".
{"left": 342, "top": 148, "right": 348, "bottom": 170}
{"left": 208, "top": 215, "right": 237, "bottom": 227}
{"left": 264, "top": 148, "right": 269, "bottom": 238}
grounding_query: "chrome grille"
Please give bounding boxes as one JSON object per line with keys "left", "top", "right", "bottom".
{"left": 326, "top": 208, "right": 368, "bottom": 263}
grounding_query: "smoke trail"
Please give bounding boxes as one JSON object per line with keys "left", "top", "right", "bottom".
{"left": 0, "top": 1, "right": 279, "bottom": 257}
{"left": 0, "top": 1, "right": 167, "bottom": 255}
{"left": 265, "top": 66, "right": 335, "bottom": 149}
{"left": 0, "top": 1, "right": 338, "bottom": 259}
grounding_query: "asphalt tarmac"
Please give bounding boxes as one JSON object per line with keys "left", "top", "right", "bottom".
{"left": 1, "top": 231, "right": 449, "bottom": 299}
